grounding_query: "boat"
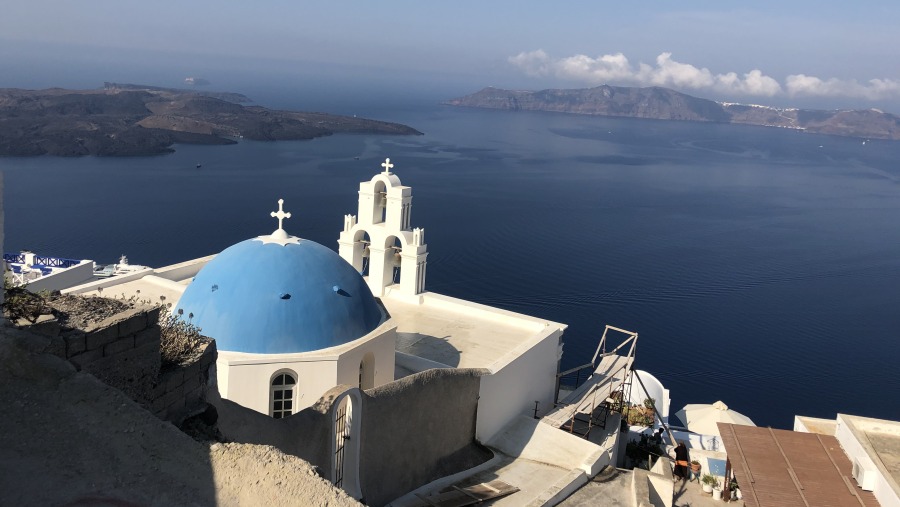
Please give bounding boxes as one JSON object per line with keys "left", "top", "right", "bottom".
{"left": 93, "top": 255, "right": 150, "bottom": 278}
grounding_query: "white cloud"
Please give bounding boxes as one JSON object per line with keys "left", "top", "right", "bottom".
{"left": 509, "top": 50, "right": 898, "bottom": 100}
{"left": 785, "top": 74, "right": 900, "bottom": 100}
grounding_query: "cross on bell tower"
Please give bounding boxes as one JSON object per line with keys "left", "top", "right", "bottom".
{"left": 338, "top": 158, "right": 429, "bottom": 299}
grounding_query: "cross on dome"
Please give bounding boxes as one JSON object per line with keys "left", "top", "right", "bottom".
{"left": 381, "top": 157, "right": 394, "bottom": 175}
{"left": 271, "top": 199, "right": 291, "bottom": 230}
{"left": 268, "top": 198, "right": 293, "bottom": 242}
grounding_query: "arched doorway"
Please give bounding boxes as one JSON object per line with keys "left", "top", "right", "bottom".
{"left": 359, "top": 352, "right": 375, "bottom": 390}
{"left": 332, "top": 390, "right": 362, "bottom": 499}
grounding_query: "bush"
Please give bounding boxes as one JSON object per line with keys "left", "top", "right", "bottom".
{"left": 159, "top": 311, "right": 207, "bottom": 368}
{"left": 2, "top": 276, "right": 51, "bottom": 324}
{"left": 626, "top": 398, "right": 657, "bottom": 427}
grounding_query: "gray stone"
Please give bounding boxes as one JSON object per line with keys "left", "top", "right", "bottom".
{"left": 182, "top": 373, "right": 201, "bottom": 395}
{"left": 104, "top": 335, "right": 135, "bottom": 357}
{"left": 86, "top": 325, "right": 119, "bottom": 350}
{"left": 118, "top": 313, "right": 147, "bottom": 337}
{"left": 45, "top": 335, "right": 66, "bottom": 359}
{"left": 135, "top": 326, "right": 160, "bottom": 347}
{"left": 68, "top": 347, "right": 104, "bottom": 370}
{"left": 64, "top": 332, "right": 86, "bottom": 357}
{"left": 27, "top": 316, "right": 61, "bottom": 338}
{"left": 161, "top": 386, "right": 185, "bottom": 410}
{"left": 164, "top": 369, "right": 185, "bottom": 391}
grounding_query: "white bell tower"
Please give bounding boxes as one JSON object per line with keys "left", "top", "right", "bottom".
{"left": 338, "top": 158, "right": 428, "bottom": 301}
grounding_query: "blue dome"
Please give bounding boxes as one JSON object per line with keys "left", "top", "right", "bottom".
{"left": 173, "top": 237, "right": 384, "bottom": 354}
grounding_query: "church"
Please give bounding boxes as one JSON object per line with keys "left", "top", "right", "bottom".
{"left": 170, "top": 158, "right": 565, "bottom": 427}
{"left": 63, "top": 158, "right": 588, "bottom": 503}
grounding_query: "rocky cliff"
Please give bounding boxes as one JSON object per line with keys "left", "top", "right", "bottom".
{"left": 446, "top": 86, "right": 900, "bottom": 141}
{"left": 0, "top": 85, "right": 423, "bottom": 156}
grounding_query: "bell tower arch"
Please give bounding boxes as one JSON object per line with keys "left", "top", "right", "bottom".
{"left": 338, "top": 158, "right": 428, "bottom": 301}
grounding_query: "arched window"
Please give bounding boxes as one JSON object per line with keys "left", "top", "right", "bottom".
{"left": 271, "top": 372, "right": 296, "bottom": 419}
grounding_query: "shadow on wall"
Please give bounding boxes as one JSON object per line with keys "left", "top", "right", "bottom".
{"left": 211, "top": 367, "right": 494, "bottom": 506}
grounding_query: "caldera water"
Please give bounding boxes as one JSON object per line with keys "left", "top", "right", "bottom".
{"left": 4, "top": 104, "right": 900, "bottom": 427}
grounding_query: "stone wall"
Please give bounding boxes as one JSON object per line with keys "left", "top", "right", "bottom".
{"left": 28, "top": 306, "right": 162, "bottom": 402}
{"left": 359, "top": 368, "right": 492, "bottom": 506}
{"left": 210, "top": 368, "right": 493, "bottom": 506}
{"left": 24, "top": 304, "right": 216, "bottom": 424}
{"left": 148, "top": 342, "right": 216, "bottom": 422}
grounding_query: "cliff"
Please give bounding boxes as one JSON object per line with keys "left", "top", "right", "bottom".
{"left": 446, "top": 86, "right": 900, "bottom": 141}
{"left": 0, "top": 85, "right": 423, "bottom": 157}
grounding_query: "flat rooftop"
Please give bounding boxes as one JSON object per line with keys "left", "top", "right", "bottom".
{"left": 64, "top": 256, "right": 567, "bottom": 374}
{"left": 63, "top": 256, "right": 213, "bottom": 305}
{"left": 383, "top": 291, "right": 565, "bottom": 372}
{"left": 840, "top": 414, "right": 900, "bottom": 495}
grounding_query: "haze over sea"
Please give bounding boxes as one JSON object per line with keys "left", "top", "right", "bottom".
{"left": 3, "top": 86, "right": 900, "bottom": 428}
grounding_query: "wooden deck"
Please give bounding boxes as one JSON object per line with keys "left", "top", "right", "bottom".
{"left": 719, "top": 423, "right": 880, "bottom": 507}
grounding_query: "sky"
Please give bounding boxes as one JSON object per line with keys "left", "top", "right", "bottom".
{"left": 2, "top": 1, "right": 900, "bottom": 111}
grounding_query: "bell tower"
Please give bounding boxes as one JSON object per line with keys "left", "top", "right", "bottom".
{"left": 338, "top": 158, "right": 428, "bottom": 301}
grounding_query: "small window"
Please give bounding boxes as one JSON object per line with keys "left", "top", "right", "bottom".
{"left": 271, "top": 372, "right": 296, "bottom": 419}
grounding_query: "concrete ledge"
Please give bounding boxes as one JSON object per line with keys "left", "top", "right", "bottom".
{"left": 526, "top": 469, "right": 588, "bottom": 507}
{"left": 487, "top": 416, "right": 607, "bottom": 474}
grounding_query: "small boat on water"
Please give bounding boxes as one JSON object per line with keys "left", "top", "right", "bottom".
{"left": 196, "top": 163, "right": 202, "bottom": 168}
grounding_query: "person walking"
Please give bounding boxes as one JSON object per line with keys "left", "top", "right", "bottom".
{"left": 672, "top": 441, "right": 689, "bottom": 482}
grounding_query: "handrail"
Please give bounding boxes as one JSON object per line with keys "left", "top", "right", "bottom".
{"left": 557, "top": 362, "right": 594, "bottom": 378}
{"left": 3, "top": 253, "right": 26, "bottom": 264}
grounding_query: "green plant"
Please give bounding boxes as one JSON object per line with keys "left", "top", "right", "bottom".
{"left": 625, "top": 399, "right": 656, "bottom": 427}
{"left": 702, "top": 473, "right": 719, "bottom": 488}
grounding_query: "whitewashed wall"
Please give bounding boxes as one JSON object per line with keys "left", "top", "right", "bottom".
{"left": 475, "top": 328, "right": 563, "bottom": 443}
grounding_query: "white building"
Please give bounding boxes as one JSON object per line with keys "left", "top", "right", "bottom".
{"left": 64, "top": 159, "right": 566, "bottom": 441}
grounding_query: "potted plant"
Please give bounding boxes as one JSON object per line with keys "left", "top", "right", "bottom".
{"left": 701, "top": 473, "right": 718, "bottom": 494}
{"left": 712, "top": 483, "right": 723, "bottom": 500}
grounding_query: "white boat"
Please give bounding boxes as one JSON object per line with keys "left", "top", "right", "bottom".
{"left": 93, "top": 255, "right": 149, "bottom": 278}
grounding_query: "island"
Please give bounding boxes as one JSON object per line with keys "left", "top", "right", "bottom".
{"left": 446, "top": 86, "right": 900, "bottom": 141}
{"left": 0, "top": 83, "right": 422, "bottom": 156}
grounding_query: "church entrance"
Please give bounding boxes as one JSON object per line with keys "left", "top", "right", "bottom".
{"left": 331, "top": 391, "right": 361, "bottom": 498}
{"left": 333, "top": 397, "right": 350, "bottom": 488}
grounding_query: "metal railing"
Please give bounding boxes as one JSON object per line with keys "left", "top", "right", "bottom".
{"left": 33, "top": 256, "right": 82, "bottom": 268}
{"left": 3, "top": 253, "right": 26, "bottom": 264}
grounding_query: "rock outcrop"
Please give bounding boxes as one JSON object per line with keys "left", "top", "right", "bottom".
{"left": 0, "top": 84, "right": 423, "bottom": 156}
{"left": 446, "top": 86, "right": 900, "bottom": 141}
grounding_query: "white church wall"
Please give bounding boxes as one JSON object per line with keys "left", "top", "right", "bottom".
{"left": 335, "top": 327, "right": 396, "bottom": 390}
{"left": 218, "top": 355, "right": 338, "bottom": 415}
{"left": 475, "top": 327, "right": 564, "bottom": 443}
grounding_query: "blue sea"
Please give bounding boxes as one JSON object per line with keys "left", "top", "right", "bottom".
{"left": 3, "top": 103, "right": 900, "bottom": 428}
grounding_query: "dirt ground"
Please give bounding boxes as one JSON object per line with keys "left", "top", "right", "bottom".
{"left": 0, "top": 323, "right": 361, "bottom": 507}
